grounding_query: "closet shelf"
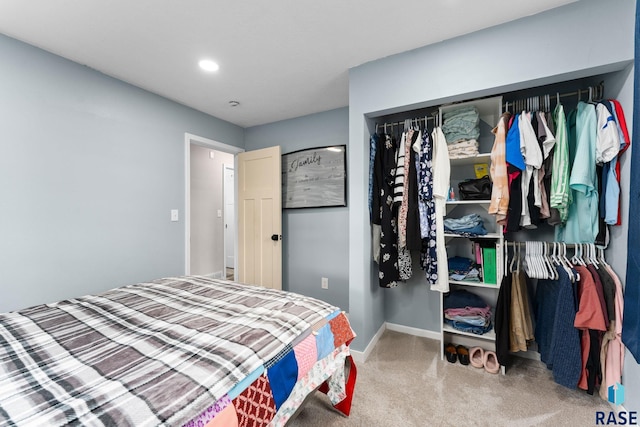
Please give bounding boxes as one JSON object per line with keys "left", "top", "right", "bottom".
{"left": 446, "top": 200, "right": 490, "bottom": 205}
{"left": 444, "top": 233, "right": 501, "bottom": 239}
{"left": 448, "top": 280, "right": 498, "bottom": 288}
{"left": 449, "top": 153, "right": 491, "bottom": 166}
{"left": 442, "top": 324, "right": 496, "bottom": 341}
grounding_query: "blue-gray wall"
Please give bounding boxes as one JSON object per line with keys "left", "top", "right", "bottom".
{"left": 244, "top": 108, "right": 349, "bottom": 311}
{"left": 0, "top": 34, "right": 244, "bottom": 312}
{"left": 348, "top": 0, "right": 638, "bottom": 412}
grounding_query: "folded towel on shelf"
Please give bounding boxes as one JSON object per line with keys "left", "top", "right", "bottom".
{"left": 442, "top": 106, "right": 480, "bottom": 143}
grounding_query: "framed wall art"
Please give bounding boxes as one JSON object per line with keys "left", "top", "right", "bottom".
{"left": 281, "top": 145, "right": 347, "bottom": 209}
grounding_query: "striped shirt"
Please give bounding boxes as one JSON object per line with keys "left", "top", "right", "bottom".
{"left": 393, "top": 132, "right": 406, "bottom": 205}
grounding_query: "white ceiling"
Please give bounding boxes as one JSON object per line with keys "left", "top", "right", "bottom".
{"left": 0, "top": 0, "right": 577, "bottom": 128}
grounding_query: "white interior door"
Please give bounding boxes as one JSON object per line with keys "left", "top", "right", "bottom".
{"left": 223, "top": 165, "right": 235, "bottom": 273}
{"left": 237, "top": 146, "right": 282, "bottom": 289}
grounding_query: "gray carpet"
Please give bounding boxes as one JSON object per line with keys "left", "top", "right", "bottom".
{"left": 289, "top": 330, "right": 612, "bottom": 426}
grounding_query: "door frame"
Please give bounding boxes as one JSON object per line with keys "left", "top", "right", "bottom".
{"left": 184, "top": 133, "right": 244, "bottom": 276}
{"left": 223, "top": 163, "right": 235, "bottom": 277}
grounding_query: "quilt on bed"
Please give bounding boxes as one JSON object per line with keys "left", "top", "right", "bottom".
{"left": 0, "top": 276, "right": 356, "bottom": 426}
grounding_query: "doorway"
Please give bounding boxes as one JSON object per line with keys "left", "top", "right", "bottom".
{"left": 185, "top": 133, "right": 243, "bottom": 276}
{"left": 223, "top": 164, "right": 235, "bottom": 280}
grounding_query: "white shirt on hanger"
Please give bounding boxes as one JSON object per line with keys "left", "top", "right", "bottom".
{"left": 518, "top": 111, "right": 543, "bottom": 228}
{"left": 431, "top": 127, "right": 450, "bottom": 293}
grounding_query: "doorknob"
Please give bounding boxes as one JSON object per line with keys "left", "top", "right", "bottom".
{"left": 271, "top": 234, "right": 281, "bottom": 241}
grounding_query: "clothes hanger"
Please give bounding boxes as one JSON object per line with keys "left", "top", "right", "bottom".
{"left": 504, "top": 241, "right": 509, "bottom": 278}
{"left": 540, "top": 242, "right": 553, "bottom": 279}
{"left": 589, "top": 243, "right": 600, "bottom": 268}
{"left": 543, "top": 242, "right": 553, "bottom": 279}
{"left": 524, "top": 241, "right": 534, "bottom": 278}
{"left": 531, "top": 242, "right": 542, "bottom": 279}
{"left": 509, "top": 242, "right": 518, "bottom": 274}
{"left": 559, "top": 242, "right": 574, "bottom": 282}
{"left": 546, "top": 94, "right": 550, "bottom": 113}
{"left": 533, "top": 242, "right": 544, "bottom": 279}
{"left": 598, "top": 247, "right": 610, "bottom": 267}
{"left": 527, "top": 241, "right": 544, "bottom": 279}
{"left": 551, "top": 242, "right": 559, "bottom": 265}
{"left": 546, "top": 242, "right": 559, "bottom": 280}
{"left": 524, "top": 241, "right": 533, "bottom": 277}
{"left": 571, "top": 243, "right": 581, "bottom": 266}
{"left": 578, "top": 244, "right": 587, "bottom": 266}
{"left": 556, "top": 92, "right": 561, "bottom": 107}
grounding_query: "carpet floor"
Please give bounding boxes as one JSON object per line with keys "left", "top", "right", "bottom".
{"left": 289, "top": 330, "right": 613, "bottom": 426}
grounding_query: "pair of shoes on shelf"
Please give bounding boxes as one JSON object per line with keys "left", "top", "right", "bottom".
{"left": 469, "top": 347, "right": 500, "bottom": 374}
{"left": 445, "top": 344, "right": 470, "bottom": 365}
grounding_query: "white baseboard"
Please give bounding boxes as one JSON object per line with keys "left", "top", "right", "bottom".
{"left": 385, "top": 322, "right": 440, "bottom": 341}
{"left": 350, "top": 322, "right": 385, "bottom": 364}
{"left": 350, "top": 322, "right": 440, "bottom": 363}
{"left": 206, "top": 271, "right": 224, "bottom": 279}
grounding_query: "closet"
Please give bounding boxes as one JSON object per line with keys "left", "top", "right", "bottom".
{"left": 368, "top": 71, "right": 630, "bottom": 393}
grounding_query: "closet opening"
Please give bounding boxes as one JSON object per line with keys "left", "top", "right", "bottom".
{"left": 365, "top": 64, "right": 633, "bottom": 378}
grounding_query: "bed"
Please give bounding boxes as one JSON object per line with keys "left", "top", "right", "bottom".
{"left": 0, "top": 276, "right": 357, "bottom": 426}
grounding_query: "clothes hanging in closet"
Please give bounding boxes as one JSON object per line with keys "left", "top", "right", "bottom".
{"left": 534, "top": 265, "right": 582, "bottom": 389}
{"left": 416, "top": 131, "right": 438, "bottom": 283}
{"left": 493, "top": 97, "right": 630, "bottom": 245}
{"left": 488, "top": 112, "right": 511, "bottom": 224}
{"left": 370, "top": 124, "right": 436, "bottom": 288}
{"left": 499, "top": 244, "right": 626, "bottom": 398}
{"left": 431, "top": 126, "right": 451, "bottom": 292}
{"left": 371, "top": 133, "right": 400, "bottom": 288}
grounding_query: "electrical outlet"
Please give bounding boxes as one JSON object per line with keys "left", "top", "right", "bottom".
{"left": 321, "top": 277, "right": 329, "bottom": 289}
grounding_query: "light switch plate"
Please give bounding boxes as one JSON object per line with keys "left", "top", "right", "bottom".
{"left": 171, "top": 209, "right": 179, "bottom": 222}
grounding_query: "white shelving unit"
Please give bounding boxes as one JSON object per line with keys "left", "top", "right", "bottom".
{"left": 438, "top": 96, "right": 505, "bottom": 374}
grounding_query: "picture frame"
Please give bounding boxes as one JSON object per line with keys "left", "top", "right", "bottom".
{"left": 282, "top": 145, "right": 347, "bottom": 209}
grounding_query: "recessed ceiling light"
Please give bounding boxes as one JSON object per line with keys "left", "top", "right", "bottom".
{"left": 229, "top": 100, "right": 240, "bottom": 107}
{"left": 199, "top": 59, "right": 219, "bottom": 72}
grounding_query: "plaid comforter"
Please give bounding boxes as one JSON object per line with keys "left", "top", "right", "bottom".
{"left": 0, "top": 276, "right": 338, "bottom": 426}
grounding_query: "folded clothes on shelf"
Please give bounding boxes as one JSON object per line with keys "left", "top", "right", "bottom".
{"left": 442, "top": 106, "right": 480, "bottom": 144}
{"left": 443, "top": 289, "right": 493, "bottom": 335}
{"left": 444, "top": 213, "right": 487, "bottom": 236}
{"left": 443, "top": 288, "right": 487, "bottom": 309}
{"left": 448, "top": 256, "right": 480, "bottom": 282}
{"left": 444, "top": 319, "right": 493, "bottom": 335}
{"left": 447, "top": 139, "right": 479, "bottom": 159}
{"left": 450, "top": 267, "right": 480, "bottom": 282}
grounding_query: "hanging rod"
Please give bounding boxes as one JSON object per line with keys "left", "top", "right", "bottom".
{"left": 504, "top": 241, "right": 603, "bottom": 249}
{"left": 376, "top": 116, "right": 434, "bottom": 129}
{"left": 504, "top": 82, "right": 605, "bottom": 111}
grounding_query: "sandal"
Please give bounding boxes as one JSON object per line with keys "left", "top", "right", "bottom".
{"left": 445, "top": 343, "right": 457, "bottom": 363}
{"left": 469, "top": 347, "right": 484, "bottom": 368}
{"left": 456, "top": 345, "right": 470, "bottom": 365}
{"left": 483, "top": 350, "right": 500, "bottom": 374}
